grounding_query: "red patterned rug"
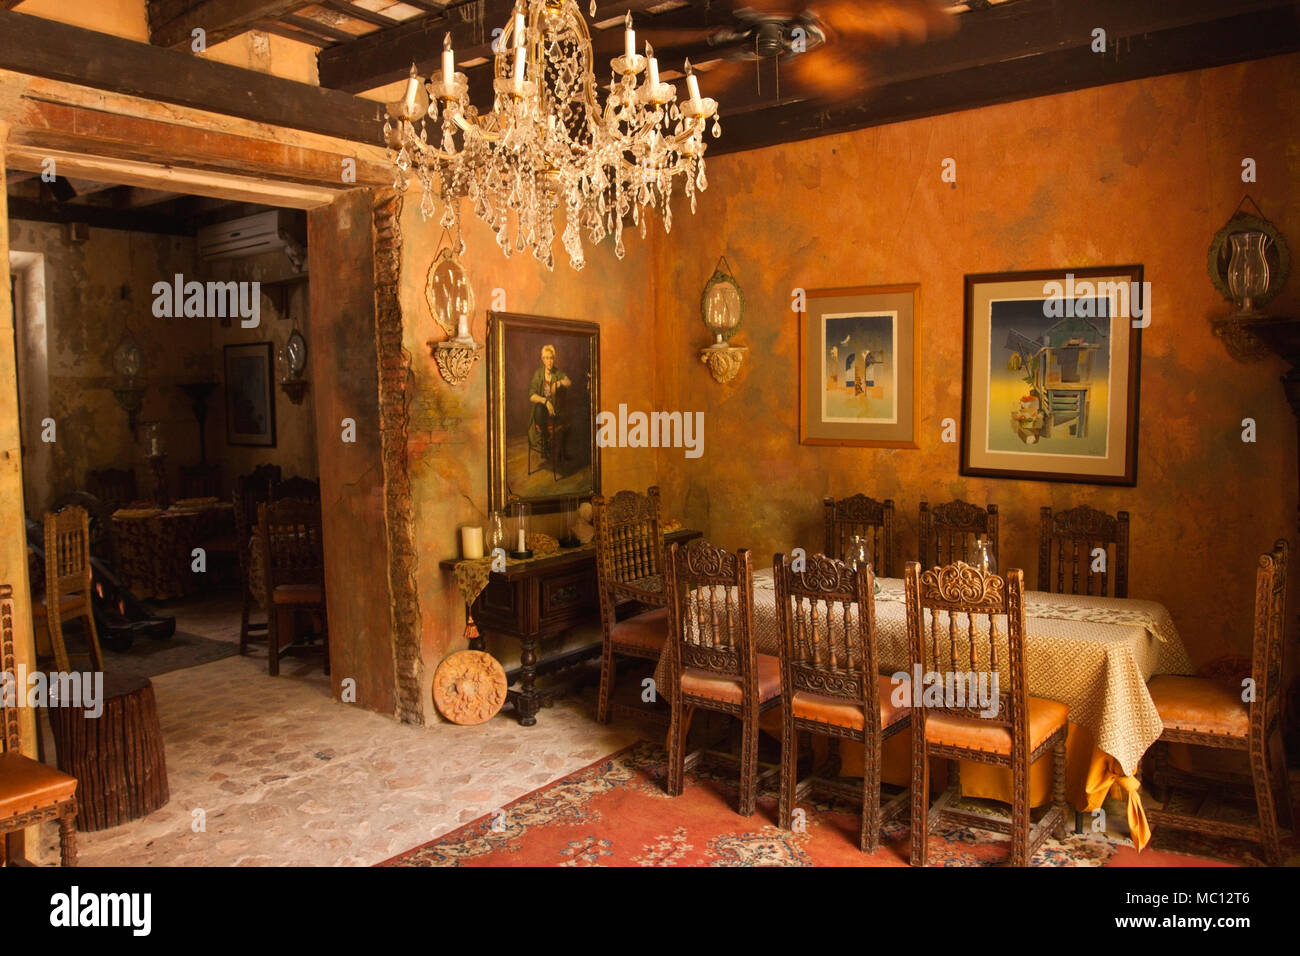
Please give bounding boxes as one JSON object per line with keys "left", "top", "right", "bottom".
{"left": 381, "top": 742, "right": 1244, "bottom": 867}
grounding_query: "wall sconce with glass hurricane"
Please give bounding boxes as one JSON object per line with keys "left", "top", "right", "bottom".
{"left": 1207, "top": 199, "right": 1292, "bottom": 362}
{"left": 426, "top": 246, "right": 481, "bottom": 386}
{"left": 110, "top": 332, "right": 146, "bottom": 435}
{"left": 279, "top": 328, "right": 311, "bottom": 404}
{"left": 698, "top": 256, "right": 747, "bottom": 384}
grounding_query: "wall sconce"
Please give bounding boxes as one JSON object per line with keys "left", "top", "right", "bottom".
{"left": 425, "top": 246, "right": 480, "bottom": 386}
{"left": 110, "top": 332, "right": 146, "bottom": 435}
{"left": 1208, "top": 197, "right": 1292, "bottom": 362}
{"left": 698, "top": 256, "right": 747, "bottom": 384}
{"left": 279, "top": 328, "right": 311, "bottom": 404}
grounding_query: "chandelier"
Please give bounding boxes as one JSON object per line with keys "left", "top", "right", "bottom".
{"left": 383, "top": 1, "right": 721, "bottom": 271}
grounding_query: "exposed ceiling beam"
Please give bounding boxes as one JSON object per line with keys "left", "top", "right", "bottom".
{"left": 319, "top": 0, "right": 402, "bottom": 30}
{"left": 318, "top": 0, "right": 668, "bottom": 93}
{"left": 709, "top": 1, "right": 1300, "bottom": 156}
{"left": 0, "top": 9, "right": 387, "bottom": 146}
{"left": 7, "top": 196, "right": 195, "bottom": 236}
{"left": 147, "top": 0, "right": 313, "bottom": 49}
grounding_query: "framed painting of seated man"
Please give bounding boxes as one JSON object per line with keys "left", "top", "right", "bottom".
{"left": 487, "top": 311, "right": 601, "bottom": 511}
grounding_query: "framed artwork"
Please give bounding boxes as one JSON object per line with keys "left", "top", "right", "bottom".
{"left": 961, "top": 266, "right": 1143, "bottom": 485}
{"left": 799, "top": 284, "right": 920, "bottom": 447}
{"left": 487, "top": 312, "right": 601, "bottom": 511}
{"left": 223, "top": 342, "right": 276, "bottom": 447}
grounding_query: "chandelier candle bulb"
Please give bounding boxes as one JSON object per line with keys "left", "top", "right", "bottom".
{"left": 403, "top": 65, "right": 420, "bottom": 113}
{"left": 442, "top": 36, "right": 454, "bottom": 85}
{"left": 625, "top": 13, "right": 635, "bottom": 59}
{"left": 687, "top": 71, "right": 702, "bottom": 109}
{"left": 648, "top": 51, "right": 659, "bottom": 88}
{"left": 513, "top": 46, "right": 526, "bottom": 91}
{"left": 515, "top": 12, "right": 526, "bottom": 43}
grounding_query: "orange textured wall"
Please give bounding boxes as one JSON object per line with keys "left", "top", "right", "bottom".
{"left": 650, "top": 54, "right": 1300, "bottom": 669}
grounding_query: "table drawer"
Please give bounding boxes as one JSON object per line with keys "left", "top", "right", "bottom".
{"left": 539, "top": 570, "right": 597, "bottom": 628}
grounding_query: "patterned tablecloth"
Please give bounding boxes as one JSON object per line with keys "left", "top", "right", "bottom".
{"left": 658, "top": 569, "right": 1193, "bottom": 777}
{"left": 111, "top": 501, "right": 235, "bottom": 600}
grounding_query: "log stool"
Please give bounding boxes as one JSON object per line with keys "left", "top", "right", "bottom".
{"left": 47, "top": 674, "right": 169, "bottom": 831}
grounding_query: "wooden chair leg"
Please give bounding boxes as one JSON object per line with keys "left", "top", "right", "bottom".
{"left": 596, "top": 644, "right": 615, "bottom": 724}
{"left": 82, "top": 611, "right": 104, "bottom": 672}
{"left": 1268, "top": 728, "right": 1294, "bottom": 831}
{"left": 239, "top": 586, "right": 252, "bottom": 655}
{"left": 267, "top": 603, "right": 281, "bottom": 677}
{"left": 1053, "top": 733, "right": 1068, "bottom": 841}
{"left": 862, "top": 735, "right": 881, "bottom": 854}
{"left": 666, "top": 698, "right": 688, "bottom": 797}
{"left": 910, "top": 737, "right": 930, "bottom": 867}
{"left": 1251, "top": 738, "right": 1284, "bottom": 866}
{"left": 739, "top": 707, "right": 759, "bottom": 817}
{"left": 58, "top": 812, "right": 77, "bottom": 867}
{"left": 1010, "top": 754, "right": 1030, "bottom": 867}
{"left": 321, "top": 610, "right": 330, "bottom": 676}
{"left": 779, "top": 710, "right": 797, "bottom": 829}
{"left": 47, "top": 610, "right": 71, "bottom": 674}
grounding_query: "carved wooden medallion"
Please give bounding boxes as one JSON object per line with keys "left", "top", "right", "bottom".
{"left": 433, "top": 650, "right": 508, "bottom": 725}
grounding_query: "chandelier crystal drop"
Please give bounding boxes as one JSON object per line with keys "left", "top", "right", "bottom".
{"left": 383, "top": 1, "right": 720, "bottom": 271}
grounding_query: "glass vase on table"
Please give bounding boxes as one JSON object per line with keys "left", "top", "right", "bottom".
{"left": 845, "top": 534, "right": 882, "bottom": 595}
{"left": 968, "top": 536, "right": 997, "bottom": 575}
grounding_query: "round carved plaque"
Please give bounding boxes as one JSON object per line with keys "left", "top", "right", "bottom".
{"left": 433, "top": 651, "right": 508, "bottom": 725}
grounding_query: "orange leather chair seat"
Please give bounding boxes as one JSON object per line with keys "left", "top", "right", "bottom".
{"left": 680, "top": 653, "right": 782, "bottom": 705}
{"left": 923, "top": 696, "right": 1068, "bottom": 756}
{"left": 272, "top": 583, "right": 324, "bottom": 605}
{"left": 791, "top": 674, "right": 910, "bottom": 731}
{"left": 610, "top": 607, "right": 668, "bottom": 652}
{"left": 1147, "top": 675, "right": 1248, "bottom": 739}
{"left": 0, "top": 752, "right": 77, "bottom": 820}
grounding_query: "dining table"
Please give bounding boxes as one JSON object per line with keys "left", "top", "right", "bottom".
{"left": 111, "top": 498, "right": 236, "bottom": 600}
{"left": 654, "top": 567, "right": 1194, "bottom": 849}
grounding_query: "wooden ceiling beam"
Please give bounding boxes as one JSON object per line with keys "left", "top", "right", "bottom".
{"left": 319, "top": 0, "right": 402, "bottom": 29}
{"left": 0, "top": 9, "right": 386, "bottom": 146}
{"left": 709, "top": 2, "right": 1300, "bottom": 156}
{"left": 147, "top": 0, "right": 314, "bottom": 49}
{"left": 7, "top": 196, "right": 196, "bottom": 235}
{"left": 317, "top": 0, "right": 667, "bottom": 92}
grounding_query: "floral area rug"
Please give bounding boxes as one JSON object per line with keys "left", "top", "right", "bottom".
{"left": 381, "top": 741, "right": 1239, "bottom": 867}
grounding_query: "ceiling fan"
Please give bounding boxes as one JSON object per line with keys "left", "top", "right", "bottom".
{"left": 639, "top": 0, "right": 958, "bottom": 109}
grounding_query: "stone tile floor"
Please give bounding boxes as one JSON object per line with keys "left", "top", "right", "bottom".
{"left": 33, "top": 593, "right": 637, "bottom": 866}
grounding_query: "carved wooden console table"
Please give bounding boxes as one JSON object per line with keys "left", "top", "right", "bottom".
{"left": 440, "top": 528, "right": 699, "bottom": 726}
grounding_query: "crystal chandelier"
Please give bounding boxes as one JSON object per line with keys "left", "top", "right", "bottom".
{"left": 383, "top": 1, "right": 720, "bottom": 271}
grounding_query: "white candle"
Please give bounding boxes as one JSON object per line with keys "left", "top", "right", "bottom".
{"left": 515, "top": 13, "right": 526, "bottom": 45}
{"left": 403, "top": 67, "right": 420, "bottom": 112}
{"left": 461, "top": 526, "right": 484, "bottom": 560}
{"left": 456, "top": 312, "right": 471, "bottom": 341}
{"left": 517, "top": 528, "right": 527, "bottom": 552}
{"left": 648, "top": 54, "right": 659, "bottom": 88}
{"left": 442, "top": 36, "right": 454, "bottom": 85}
{"left": 687, "top": 73, "right": 702, "bottom": 109}
{"left": 513, "top": 46, "right": 525, "bottom": 92}
{"left": 624, "top": 16, "right": 635, "bottom": 60}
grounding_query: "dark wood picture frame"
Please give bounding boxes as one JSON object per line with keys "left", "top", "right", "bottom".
{"left": 223, "top": 342, "right": 276, "bottom": 448}
{"left": 961, "top": 266, "right": 1143, "bottom": 485}
{"left": 799, "top": 284, "right": 921, "bottom": 448}
{"left": 487, "top": 311, "right": 601, "bottom": 512}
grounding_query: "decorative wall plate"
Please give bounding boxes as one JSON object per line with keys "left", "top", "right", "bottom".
{"left": 432, "top": 650, "right": 508, "bottom": 725}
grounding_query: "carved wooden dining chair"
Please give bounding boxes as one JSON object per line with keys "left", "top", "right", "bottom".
{"left": 904, "top": 560, "right": 1069, "bottom": 866}
{"left": 86, "top": 467, "right": 138, "bottom": 513}
{"left": 31, "top": 506, "right": 104, "bottom": 673}
{"left": 593, "top": 486, "right": 669, "bottom": 724}
{"left": 1144, "top": 540, "right": 1293, "bottom": 864}
{"left": 1, "top": 585, "right": 78, "bottom": 866}
{"left": 919, "top": 500, "right": 999, "bottom": 570}
{"left": 233, "top": 472, "right": 275, "bottom": 655}
{"left": 271, "top": 476, "right": 321, "bottom": 501}
{"left": 179, "top": 463, "right": 223, "bottom": 499}
{"left": 258, "top": 498, "right": 329, "bottom": 677}
{"left": 665, "top": 540, "right": 781, "bottom": 816}
{"left": 1038, "top": 505, "right": 1130, "bottom": 598}
{"left": 775, "top": 552, "right": 910, "bottom": 852}
{"left": 823, "top": 494, "right": 896, "bottom": 578}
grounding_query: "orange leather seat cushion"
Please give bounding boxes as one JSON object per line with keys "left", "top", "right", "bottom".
{"left": 680, "top": 653, "right": 781, "bottom": 705}
{"left": 1147, "top": 675, "right": 1248, "bottom": 738}
{"left": 610, "top": 607, "right": 668, "bottom": 652}
{"left": 272, "top": 584, "right": 324, "bottom": 605}
{"left": 791, "top": 674, "right": 910, "bottom": 731}
{"left": 924, "top": 696, "right": 1068, "bottom": 756}
{"left": 0, "top": 752, "right": 77, "bottom": 820}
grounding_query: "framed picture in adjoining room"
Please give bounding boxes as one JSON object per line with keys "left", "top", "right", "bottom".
{"left": 799, "top": 284, "right": 920, "bottom": 448}
{"left": 487, "top": 312, "right": 601, "bottom": 512}
{"left": 961, "top": 265, "right": 1144, "bottom": 485}
{"left": 223, "top": 342, "right": 276, "bottom": 447}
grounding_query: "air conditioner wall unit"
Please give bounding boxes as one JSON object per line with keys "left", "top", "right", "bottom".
{"left": 197, "top": 210, "right": 305, "bottom": 271}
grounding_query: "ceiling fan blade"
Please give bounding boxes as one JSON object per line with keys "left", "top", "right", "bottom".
{"left": 782, "top": 41, "right": 873, "bottom": 105}
{"left": 817, "top": 0, "right": 957, "bottom": 46}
